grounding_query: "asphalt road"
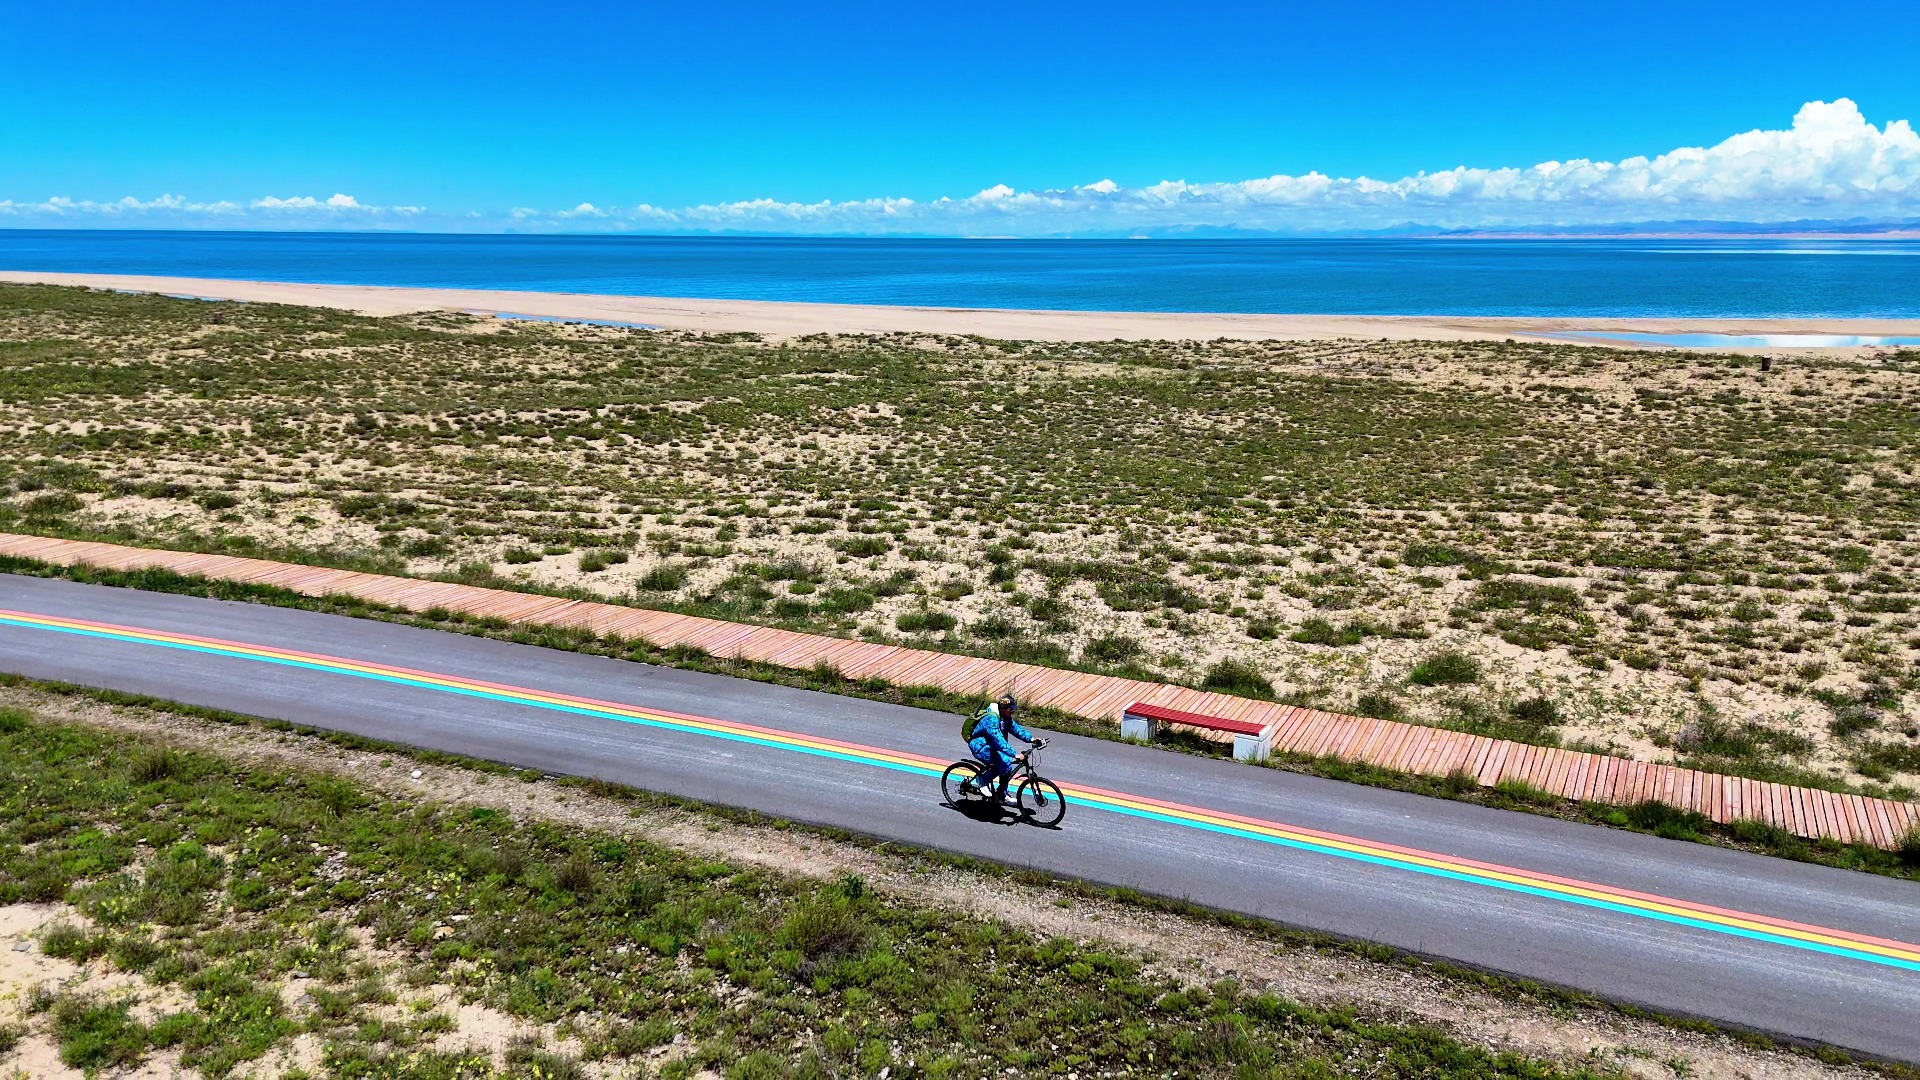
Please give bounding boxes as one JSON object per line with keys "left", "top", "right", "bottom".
{"left": 2, "top": 575, "right": 1917, "bottom": 1061}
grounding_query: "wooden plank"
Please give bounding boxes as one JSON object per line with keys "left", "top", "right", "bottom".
{"left": 1505, "top": 745, "right": 1536, "bottom": 787}
{"left": 1565, "top": 753, "right": 1595, "bottom": 802}
{"left": 1841, "top": 794, "right": 1869, "bottom": 845}
{"left": 1289, "top": 713, "right": 1330, "bottom": 755}
{"left": 1346, "top": 716, "right": 1394, "bottom": 762}
{"left": 1330, "top": 718, "right": 1380, "bottom": 762}
{"left": 1357, "top": 719, "right": 1406, "bottom": 764}
{"left": 1291, "top": 713, "right": 1336, "bottom": 758}
{"left": 1465, "top": 737, "right": 1496, "bottom": 781}
{"left": 1384, "top": 726, "right": 1426, "bottom": 772}
{"left": 1475, "top": 739, "right": 1512, "bottom": 785}
{"left": 1806, "top": 787, "right": 1830, "bottom": 840}
{"left": 1498, "top": 744, "right": 1531, "bottom": 787}
{"left": 1875, "top": 799, "right": 1905, "bottom": 844}
{"left": 1051, "top": 678, "right": 1114, "bottom": 717}
{"left": 1073, "top": 684, "right": 1145, "bottom": 723}
{"left": 1359, "top": 722, "right": 1400, "bottom": 768}
{"left": 1799, "top": 786, "right": 1825, "bottom": 839}
{"left": 875, "top": 650, "right": 946, "bottom": 687}
{"left": 1815, "top": 790, "right": 1842, "bottom": 842}
{"left": 1410, "top": 731, "right": 1449, "bottom": 775}
{"left": 1587, "top": 756, "right": 1614, "bottom": 803}
{"left": 1542, "top": 749, "right": 1572, "bottom": 796}
{"left": 1865, "top": 798, "right": 1895, "bottom": 849}
{"left": 1269, "top": 707, "right": 1314, "bottom": 750}
{"left": 1410, "top": 730, "right": 1447, "bottom": 774}
{"left": 1539, "top": 747, "right": 1567, "bottom": 791}
{"left": 1648, "top": 763, "right": 1673, "bottom": 805}
{"left": 1797, "top": 787, "right": 1827, "bottom": 837}
{"left": 1841, "top": 793, "right": 1867, "bottom": 843}
{"left": 1430, "top": 732, "right": 1464, "bottom": 774}
{"left": 1328, "top": 714, "right": 1373, "bottom": 760}
{"left": 1395, "top": 725, "right": 1435, "bottom": 771}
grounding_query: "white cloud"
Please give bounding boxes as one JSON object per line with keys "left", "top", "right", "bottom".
{"left": 6, "top": 100, "right": 1915, "bottom": 234}
{"left": 1, "top": 191, "right": 422, "bottom": 227}
{"left": 560, "top": 98, "right": 1916, "bottom": 234}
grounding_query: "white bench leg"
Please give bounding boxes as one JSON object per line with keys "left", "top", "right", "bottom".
{"left": 1119, "top": 713, "right": 1157, "bottom": 742}
{"left": 1233, "top": 731, "right": 1273, "bottom": 762}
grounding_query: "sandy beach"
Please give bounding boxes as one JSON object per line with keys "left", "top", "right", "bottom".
{"left": 5, "top": 270, "right": 1920, "bottom": 349}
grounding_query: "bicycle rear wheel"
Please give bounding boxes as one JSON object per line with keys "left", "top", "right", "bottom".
{"left": 1016, "top": 777, "right": 1067, "bottom": 826}
{"left": 942, "top": 760, "right": 987, "bottom": 805}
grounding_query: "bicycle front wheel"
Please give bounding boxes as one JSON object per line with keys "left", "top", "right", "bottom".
{"left": 1016, "top": 777, "right": 1067, "bottom": 827}
{"left": 942, "top": 760, "right": 987, "bottom": 805}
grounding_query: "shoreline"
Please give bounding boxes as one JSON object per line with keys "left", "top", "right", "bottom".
{"left": 5, "top": 270, "right": 1920, "bottom": 349}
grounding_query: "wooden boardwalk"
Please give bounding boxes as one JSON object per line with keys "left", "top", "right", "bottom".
{"left": 3, "top": 532, "right": 1915, "bottom": 849}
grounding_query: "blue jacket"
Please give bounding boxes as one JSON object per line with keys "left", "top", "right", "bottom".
{"left": 968, "top": 702, "right": 1034, "bottom": 752}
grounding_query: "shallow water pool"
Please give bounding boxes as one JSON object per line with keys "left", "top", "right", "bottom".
{"left": 1557, "top": 332, "right": 1920, "bottom": 348}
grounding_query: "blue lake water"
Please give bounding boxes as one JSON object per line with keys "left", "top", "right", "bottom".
{"left": 3, "top": 230, "right": 1918, "bottom": 318}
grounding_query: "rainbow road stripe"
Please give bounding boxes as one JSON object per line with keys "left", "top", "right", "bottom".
{"left": 3, "top": 606, "right": 1918, "bottom": 972}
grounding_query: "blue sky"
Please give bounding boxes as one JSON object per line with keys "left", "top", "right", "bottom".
{"left": 4, "top": 1, "right": 1918, "bottom": 234}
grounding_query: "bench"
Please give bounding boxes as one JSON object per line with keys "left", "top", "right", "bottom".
{"left": 1121, "top": 701, "right": 1276, "bottom": 762}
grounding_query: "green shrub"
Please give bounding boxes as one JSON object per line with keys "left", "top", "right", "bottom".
{"left": 1900, "top": 825, "right": 1920, "bottom": 870}
{"left": 554, "top": 854, "right": 596, "bottom": 897}
{"left": 578, "top": 549, "right": 629, "bottom": 574}
{"left": 1625, "top": 800, "right": 1709, "bottom": 841}
{"left": 501, "top": 546, "right": 542, "bottom": 565}
{"left": 835, "top": 536, "right": 891, "bottom": 558}
{"left": 400, "top": 536, "right": 450, "bottom": 557}
{"left": 1490, "top": 778, "right": 1558, "bottom": 806}
{"left": 52, "top": 996, "right": 148, "bottom": 1072}
{"left": 1354, "top": 692, "right": 1402, "bottom": 721}
{"left": 1507, "top": 695, "right": 1560, "bottom": 731}
{"left": 1409, "top": 650, "right": 1481, "bottom": 686}
{"left": 777, "top": 890, "right": 874, "bottom": 971}
{"left": 1200, "top": 659, "right": 1272, "bottom": 699}
{"left": 1826, "top": 707, "right": 1880, "bottom": 740}
{"left": 895, "top": 610, "right": 957, "bottom": 634}
{"left": 23, "top": 491, "right": 83, "bottom": 518}
{"left": 1291, "top": 618, "right": 1363, "bottom": 646}
{"left": 637, "top": 563, "right": 689, "bottom": 591}
{"left": 1083, "top": 634, "right": 1141, "bottom": 663}
{"left": 0, "top": 707, "right": 28, "bottom": 735}
{"left": 41, "top": 922, "right": 103, "bottom": 962}
{"left": 129, "top": 748, "right": 178, "bottom": 783}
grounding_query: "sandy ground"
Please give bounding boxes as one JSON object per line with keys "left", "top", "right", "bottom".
{"left": 6, "top": 270, "right": 1919, "bottom": 349}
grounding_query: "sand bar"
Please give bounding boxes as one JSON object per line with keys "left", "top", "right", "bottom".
{"left": 5, "top": 270, "right": 1920, "bottom": 349}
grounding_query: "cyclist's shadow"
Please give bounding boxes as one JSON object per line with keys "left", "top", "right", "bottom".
{"left": 942, "top": 797, "right": 1061, "bottom": 830}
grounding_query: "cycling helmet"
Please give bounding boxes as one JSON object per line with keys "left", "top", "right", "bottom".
{"left": 997, "top": 693, "right": 1017, "bottom": 713}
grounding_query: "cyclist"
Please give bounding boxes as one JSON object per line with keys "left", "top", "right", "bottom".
{"left": 962, "top": 693, "right": 1038, "bottom": 801}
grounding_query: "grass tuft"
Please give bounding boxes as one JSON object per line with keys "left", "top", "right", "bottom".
{"left": 1409, "top": 650, "right": 1481, "bottom": 687}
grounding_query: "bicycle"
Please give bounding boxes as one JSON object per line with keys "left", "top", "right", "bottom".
{"left": 940, "top": 739, "right": 1067, "bottom": 827}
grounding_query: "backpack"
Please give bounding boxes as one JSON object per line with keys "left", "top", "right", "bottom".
{"left": 961, "top": 706, "right": 990, "bottom": 742}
